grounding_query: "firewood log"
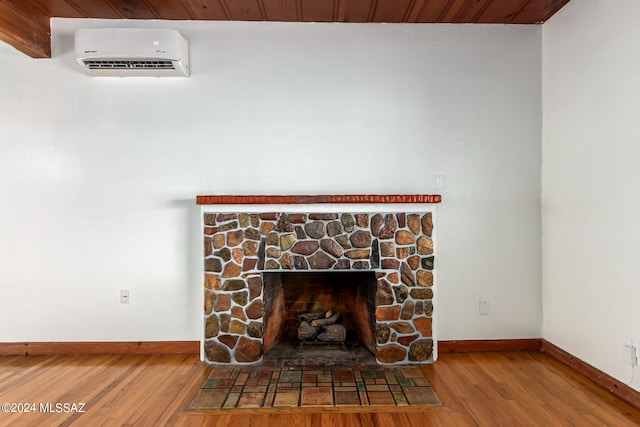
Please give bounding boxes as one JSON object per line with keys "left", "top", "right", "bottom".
{"left": 298, "top": 312, "right": 326, "bottom": 323}
{"left": 297, "top": 321, "right": 319, "bottom": 341}
{"left": 317, "top": 324, "right": 346, "bottom": 342}
{"left": 311, "top": 312, "right": 341, "bottom": 327}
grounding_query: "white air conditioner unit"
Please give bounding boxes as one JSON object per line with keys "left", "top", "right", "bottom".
{"left": 74, "top": 28, "right": 189, "bottom": 77}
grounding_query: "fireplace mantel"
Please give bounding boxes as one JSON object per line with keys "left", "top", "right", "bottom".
{"left": 196, "top": 194, "right": 442, "bottom": 205}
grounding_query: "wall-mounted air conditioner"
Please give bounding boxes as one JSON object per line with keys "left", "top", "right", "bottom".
{"left": 74, "top": 28, "right": 189, "bottom": 77}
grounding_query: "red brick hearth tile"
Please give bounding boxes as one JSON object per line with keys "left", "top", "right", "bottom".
{"left": 399, "top": 367, "right": 424, "bottom": 378}
{"left": 302, "top": 374, "right": 317, "bottom": 383}
{"left": 318, "top": 374, "right": 331, "bottom": 383}
{"left": 264, "top": 392, "right": 275, "bottom": 407}
{"left": 333, "top": 369, "right": 354, "bottom": 382}
{"left": 392, "top": 391, "right": 409, "bottom": 406}
{"left": 207, "top": 368, "right": 235, "bottom": 379}
{"left": 277, "top": 383, "right": 294, "bottom": 388}
{"left": 335, "top": 391, "right": 360, "bottom": 406}
{"left": 413, "top": 377, "right": 431, "bottom": 386}
{"left": 188, "top": 389, "right": 228, "bottom": 409}
{"left": 301, "top": 387, "right": 334, "bottom": 407}
{"left": 223, "top": 393, "right": 240, "bottom": 408}
{"left": 273, "top": 391, "right": 299, "bottom": 407}
{"left": 368, "top": 391, "right": 395, "bottom": 406}
{"left": 237, "top": 392, "right": 265, "bottom": 408}
{"left": 403, "top": 387, "right": 441, "bottom": 405}
{"left": 366, "top": 385, "right": 390, "bottom": 392}
{"left": 359, "top": 391, "right": 369, "bottom": 405}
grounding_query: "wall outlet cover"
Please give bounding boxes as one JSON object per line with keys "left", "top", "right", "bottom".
{"left": 120, "top": 289, "right": 130, "bottom": 304}
{"left": 623, "top": 344, "right": 638, "bottom": 365}
{"left": 479, "top": 300, "right": 490, "bottom": 315}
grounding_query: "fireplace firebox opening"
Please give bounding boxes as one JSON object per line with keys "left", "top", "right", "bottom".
{"left": 262, "top": 271, "right": 377, "bottom": 357}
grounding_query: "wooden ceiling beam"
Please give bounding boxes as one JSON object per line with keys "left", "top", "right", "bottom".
{"left": 0, "top": 1, "right": 50, "bottom": 58}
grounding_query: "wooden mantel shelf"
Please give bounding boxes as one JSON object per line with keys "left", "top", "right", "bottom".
{"left": 196, "top": 194, "right": 442, "bottom": 205}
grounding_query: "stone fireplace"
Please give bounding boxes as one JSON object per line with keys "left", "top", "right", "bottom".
{"left": 198, "top": 195, "right": 440, "bottom": 365}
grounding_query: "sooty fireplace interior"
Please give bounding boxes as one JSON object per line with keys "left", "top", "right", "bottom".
{"left": 198, "top": 195, "right": 439, "bottom": 366}
{"left": 262, "top": 271, "right": 377, "bottom": 355}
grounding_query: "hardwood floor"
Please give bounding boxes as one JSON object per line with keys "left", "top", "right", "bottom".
{"left": 0, "top": 351, "right": 638, "bottom": 426}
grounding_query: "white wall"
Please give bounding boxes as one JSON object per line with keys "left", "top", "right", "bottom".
{"left": 543, "top": 0, "right": 640, "bottom": 391}
{"left": 0, "top": 19, "right": 542, "bottom": 342}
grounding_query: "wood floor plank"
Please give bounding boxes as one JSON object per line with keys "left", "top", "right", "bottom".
{"left": 0, "top": 351, "right": 639, "bottom": 426}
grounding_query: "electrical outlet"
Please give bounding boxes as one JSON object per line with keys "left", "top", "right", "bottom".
{"left": 120, "top": 289, "right": 130, "bottom": 304}
{"left": 624, "top": 335, "right": 639, "bottom": 366}
{"left": 479, "top": 300, "right": 490, "bottom": 315}
{"left": 623, "top": 344, "right": 638, "bottom": 366}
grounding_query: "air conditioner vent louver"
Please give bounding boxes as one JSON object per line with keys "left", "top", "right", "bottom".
{"left": 83, "top": 60, "right": 175, "bottom": 70}
{"left": 74, "top": 28, "right": 189, "bottom": 77}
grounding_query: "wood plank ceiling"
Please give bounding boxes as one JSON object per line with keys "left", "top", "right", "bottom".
{"left": 0, "top": 0, "right": 571, "bottom": 59}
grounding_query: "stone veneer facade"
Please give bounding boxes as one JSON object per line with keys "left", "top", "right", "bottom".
{"left": 202, "top": 210, "right": 435, "bottom": 364}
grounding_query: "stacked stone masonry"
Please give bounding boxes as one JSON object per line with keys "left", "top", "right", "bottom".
{"left": 203, "top": 211, "right": 434, "bottom": 364}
